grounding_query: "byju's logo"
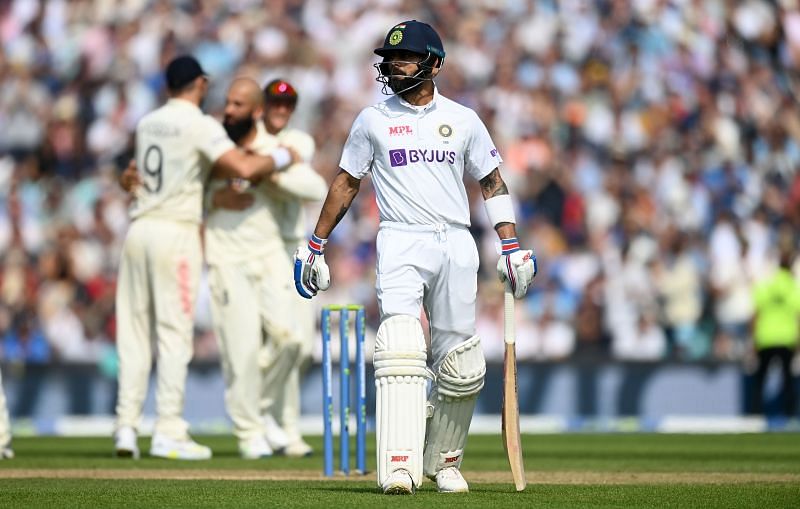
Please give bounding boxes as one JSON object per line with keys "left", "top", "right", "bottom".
{"left": 389, "top": 149, "right": 407, "bottom": 167}
{"left": 388, "top": 148, "right": 456, "bottom": 168}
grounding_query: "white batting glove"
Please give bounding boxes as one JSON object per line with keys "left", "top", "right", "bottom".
{"left": 293, "top": 235, "right": 331, "bottom": 299}
{"left": 496, "top": 237, "right": 537, "bottom": 299}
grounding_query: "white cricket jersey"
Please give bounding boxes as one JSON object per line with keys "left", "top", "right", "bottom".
{"left": 339, "top": 87, "right": 502, "bottom": 226}
{"left": 205, "top": 123, "right": 326, "bottom": 265}
{"left": 130, "top": 98, "right": 235, "bottom": 224}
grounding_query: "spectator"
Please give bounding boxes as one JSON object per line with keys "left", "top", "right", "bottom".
{"left": 750, "top": 250, "right": 800, "bottom": 417}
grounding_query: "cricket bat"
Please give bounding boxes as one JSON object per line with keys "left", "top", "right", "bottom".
{"left": 502, "top": 288, "right": 527, "bottom": 491}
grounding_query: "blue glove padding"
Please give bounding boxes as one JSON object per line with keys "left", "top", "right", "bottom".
{"left": 293, "top": 245, "right": 331, "bottom": 299}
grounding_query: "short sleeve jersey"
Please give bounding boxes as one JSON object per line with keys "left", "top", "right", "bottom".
{"left": 339, "top": 88, "right": 502, "bottom": 226}
{"left": 130, "top": 98, "right": 235, "bottom": 224}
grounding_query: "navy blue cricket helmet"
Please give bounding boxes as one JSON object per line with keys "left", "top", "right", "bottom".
{"left": 373, "top": 20, "right": 445, "bottom": 96}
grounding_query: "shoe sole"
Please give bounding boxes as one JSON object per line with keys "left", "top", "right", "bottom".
{"left": 438, "top": 487, "right": 469, "bottom": 493}
{"left": 115, "top": 449, "right": 139, "bottom": 459}
{"left": 383, "top": 483, "right": 414, "bottom": 495}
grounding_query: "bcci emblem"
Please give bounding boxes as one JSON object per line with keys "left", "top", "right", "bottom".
{"left": 389, "top": 30, "right": 403, "bottom": 46}
{"left": 438, "top": 124, "right": 453, "bottom": 138}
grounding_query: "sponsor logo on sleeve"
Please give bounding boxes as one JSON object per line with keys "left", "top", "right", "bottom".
{"left": 490, "top": 148, "right": 498, "bottom": 157}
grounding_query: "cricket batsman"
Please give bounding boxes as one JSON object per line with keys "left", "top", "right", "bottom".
{"left": 294, "top": 21, "right": 537, "bottom": 494}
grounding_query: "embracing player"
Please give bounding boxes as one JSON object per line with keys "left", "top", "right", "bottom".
{"left": 205, "top": 77, "right": 324, "bottom": 458}
{"left": 114, "top": 56, "right": 296, "bottom": 460}
{"left": 294, "top": 21, "right": 537, "bottom": 494}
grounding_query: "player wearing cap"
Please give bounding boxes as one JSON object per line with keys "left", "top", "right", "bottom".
{"left": 294, "top": 21, "right": 537, "bottom": 494}
{"left": 259, "top": 79, "right": 325, "bottom": 458}
{"left": 114, "top": 56, "right": 296, "bottom": 461}
{"left": 204, "top": 77, "right": 324, "bottom": 458}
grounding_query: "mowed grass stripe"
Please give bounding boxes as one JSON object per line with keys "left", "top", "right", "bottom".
{"left": 2, "top": 434, "right": 797, "bottom": 473}
{"left": 0, "top": 479, "right": 798, "bottom": 509}
{"left": 0, "top": 468, "right": 798, "bottom": 484}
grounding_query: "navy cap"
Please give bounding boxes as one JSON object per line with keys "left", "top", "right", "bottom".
{"left": 165, "top": 55, "right": 207, "bottom": 91}
{"left": 374, "top": 20, "right": 445, "bottom": 60}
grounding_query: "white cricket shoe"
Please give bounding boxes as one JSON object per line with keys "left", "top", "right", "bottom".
{"left": 239, "top": 436, "right": 273, "bottom": 459}
{"left": 114, "top": 426, "right": 139, "bottom": 459}
{"left": 149, "top": 434, "right": 212, "bottom": 460}
{"left": 263, "top": 414, "right": 290, "bottom": 452}
{"left": 0, "top": 446, "right": 13, "bottom": 460}
{"left": 382, "top": 469, "right": 414, "bottom": 495}
{"left": 433, "top": 467, "right": 469, "bottom": 493}
{"left": 284, "top": 438, "right": 313, "bottom": 458}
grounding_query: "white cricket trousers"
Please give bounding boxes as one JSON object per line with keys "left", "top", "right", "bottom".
{"left": 208, "top": 251, "right": 302, "bottom": 442}
{"left": 0, "top": 367, "right": 10, "bottom": 448}
{"left": 115, "top": 217, "right": 201, "bottom": 439}
{"left": 376, "top": 222, "right": 480, "bottom": 368}
{"left": 269, "top": 244, "right": 316, "bottom": 441}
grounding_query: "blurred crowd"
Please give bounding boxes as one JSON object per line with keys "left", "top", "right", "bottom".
{"left": 1, "top": 0, "right": 800, "bottom": 378}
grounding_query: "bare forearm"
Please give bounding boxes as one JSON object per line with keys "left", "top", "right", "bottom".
{"left": 313, "top": 170, "right": 361, "bottom": 238}
{"left": 479, "top": 168, "right": 517, "bottom": 239}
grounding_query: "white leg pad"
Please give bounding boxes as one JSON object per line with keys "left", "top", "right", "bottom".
{"left": 423, "top": 335, "right": 485, "bottom": 478}
{"left": 374, "top": 315, "right": 430, "bottom": 489}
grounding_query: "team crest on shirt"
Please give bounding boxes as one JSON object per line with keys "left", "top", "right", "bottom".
{"left": 438, "top": 124, "right": 453, "bottom": 138}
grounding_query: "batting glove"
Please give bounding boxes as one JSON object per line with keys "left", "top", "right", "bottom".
{"left": 293, "top": 234, "right": 331, "bottom": 299}
{"left": 496, "top": 237, "right": 537, "bottom": 299}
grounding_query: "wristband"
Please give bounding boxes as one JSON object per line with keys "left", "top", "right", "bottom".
{"left": 270, "top": 147, "right": 292, "bottom": 170}
{"left": 501, "top": 237, "right": 520, "bottom": 255}
{"left": 484, "top": 194, "right": 516, "bottom": 226}
{"left": 308, "top": 234, "right": 328, "bottom": 255}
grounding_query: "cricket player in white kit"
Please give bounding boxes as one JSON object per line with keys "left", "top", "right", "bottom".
{"left": 260, "top": 79, "right": 325, "bottom": 457}
{"left": 0, "top": 368, "right": 12, "bottom": 459}
{"left": 294, "top": 21, "right": 537, "bottom": 494}
{"left": 205, "top": 78, "right": 324, "bottom": 458}
{"left": 114, "top": 56, "right": 296, "bottom": 460}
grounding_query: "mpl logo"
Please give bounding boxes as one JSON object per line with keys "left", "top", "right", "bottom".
{"left": 389, "top": 148, "right": 456, "bottom": 167}
{"left": 389, "top": 125, "right": 413, "bottom": 136}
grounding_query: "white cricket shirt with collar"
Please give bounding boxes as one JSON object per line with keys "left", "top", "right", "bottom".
{"left": 130, "top": 98, "right": 235, "bottom": 224}
{"left": 339, "top": 87, "right": 502, "bottom": 227}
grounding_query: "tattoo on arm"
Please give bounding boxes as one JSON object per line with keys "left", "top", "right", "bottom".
{"left": 334, "top": 205, "right": 349, "bottom": 225}
{"left": 479, "top": 169, "right": 508, "bottom": 199}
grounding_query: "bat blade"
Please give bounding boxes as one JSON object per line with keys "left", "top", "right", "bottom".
{"left": 502, "top": 290, "right": 526, "bottom": 491}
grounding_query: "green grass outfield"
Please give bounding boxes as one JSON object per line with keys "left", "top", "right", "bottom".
{"left": 0, "top": 434, "right": 798, "bottom": 508}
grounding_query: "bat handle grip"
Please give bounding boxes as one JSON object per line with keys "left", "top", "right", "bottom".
{"left": 503, "top": 288, "right": 515, "bottom": 345}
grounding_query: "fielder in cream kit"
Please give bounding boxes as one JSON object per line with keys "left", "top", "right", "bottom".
{"left": 114, "top": 57, "right": 295, "bottom": 460}
{"left": 205, "top": 78, "right": 324, "bottom": 459}
{"left": 294, "top": 21, "right": 537, "bottom": 494}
